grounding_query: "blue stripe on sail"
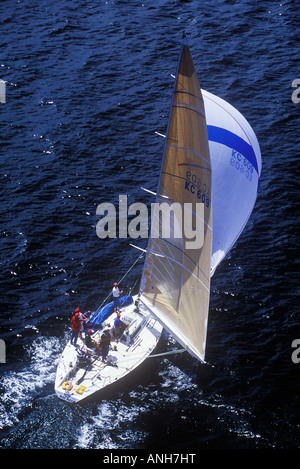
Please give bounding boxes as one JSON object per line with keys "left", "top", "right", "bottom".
{"left": 207, "top": 125, "right": 258, "bottom": 175}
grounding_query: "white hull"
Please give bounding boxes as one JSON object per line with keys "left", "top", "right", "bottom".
{"left": 55, "top": 296, "right": 163, "bottom": 403}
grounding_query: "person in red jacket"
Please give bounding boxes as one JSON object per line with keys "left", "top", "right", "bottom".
{"left": 70, "top": 311, "right": 81, "bottom": 346}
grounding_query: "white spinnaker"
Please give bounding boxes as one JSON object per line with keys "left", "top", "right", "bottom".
{"left": 202, "top": 90, "right": 262, "bottom": 275}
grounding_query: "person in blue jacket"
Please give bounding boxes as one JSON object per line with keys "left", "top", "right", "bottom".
{"left": 114, "top": 312, "right": 125, "bottom": 341}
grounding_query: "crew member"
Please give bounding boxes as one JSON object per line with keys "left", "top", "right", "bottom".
{"left": 114, "top": 312, "right": 125, "bottom": 341}
{"left": 112, "top": 282, "right": 123, "bottom": 311}
{"left": 70, "top": 311, "right": 81, "bottom": 346}
{"left": 75, "top": 308, "right": 88, "bottom": 339}
{"left": 85, "top": 329, "right": 101, "bottom": 352}
{"left": 100, "top": 328, "right": 111, "bottom": 362}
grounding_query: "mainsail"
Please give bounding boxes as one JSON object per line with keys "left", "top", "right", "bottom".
{"left": 139, "top": 37, "right": 212, "bottom": 362}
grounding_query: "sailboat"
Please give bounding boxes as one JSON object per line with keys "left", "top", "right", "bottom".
{"left": 55, "top": 36, "right": 261, "bottom": 403}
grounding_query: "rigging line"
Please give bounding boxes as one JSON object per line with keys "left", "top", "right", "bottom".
{"left": 166, "top": 144, "right": 211, "bottom": 166}
{"left": 151, "top": 237, "right": 210, "bottom": 284}
{"left": 148, "top": 237, "right": 177, "bottom": 272}
{"left": 173, "top": 101, "right": 205, "bottom": 116}
{"left": 174, "top": 90, "right": 202, "bottom": 101}
{"left": 173, "top": 104, "right": 205, "bottom": 119}
{"left": 95, "top": 251, "right": 144, "bottom": 311}
{"left": 99, "top": 348, "right": 186, "bottom": 365}
{"left": 178, "top": 162, "right": 211, "bottom": 171}
{"left": 128, "top": 275, "right": 140, "bottom": 297}
{"left": 118, "top": 252, "right": 144, "bottom": 284}
{"left": 149, "top": 255, "right": 209, "bottom": 292}
{"left": 147, "top": 349, "right": 186, "bottom": 358}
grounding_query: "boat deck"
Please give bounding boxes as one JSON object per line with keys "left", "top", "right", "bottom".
{"left": 55, "top": 302, "right": 163, "bottom": 402}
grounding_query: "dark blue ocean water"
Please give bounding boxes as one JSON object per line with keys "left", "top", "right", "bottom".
{"left": 0, "top": 0, "right": 299, "bottom": 451}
